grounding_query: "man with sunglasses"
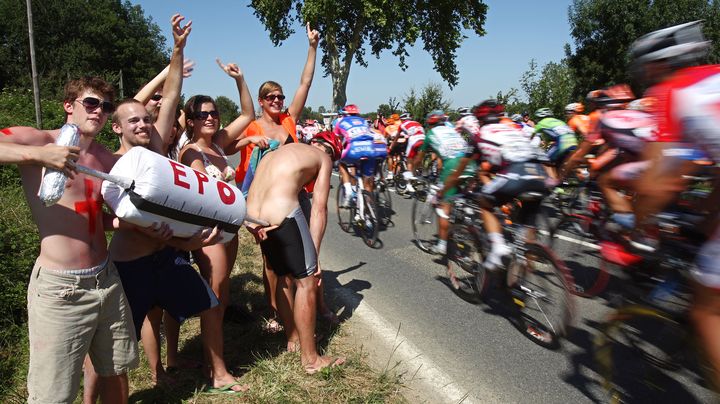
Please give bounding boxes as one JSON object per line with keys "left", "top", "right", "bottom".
{"left": 81, "top": 14, "right": 225, "bottom": 398}
{"left": 0, "top": 76, "right": 140, "bottom": 403}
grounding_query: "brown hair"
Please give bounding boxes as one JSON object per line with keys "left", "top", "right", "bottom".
{"left": 63, "top": 76, "right": 115, "bottom": 104}
{"left": 111, "top": 99, "right": 145, "bottom": 125}
{"left": 183, "top": 95, "right": 218, "bottom": 136}
{"left": 258, "top": 81, "right": 283, "bottom": 99}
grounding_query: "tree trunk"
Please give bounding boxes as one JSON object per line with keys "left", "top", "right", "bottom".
{"left": 331, "top": 69, "right": 348, "bottom": 112}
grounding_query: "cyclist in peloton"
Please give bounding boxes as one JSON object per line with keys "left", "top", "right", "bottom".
{"left": 565, "top": 102, "right": 591, "bottom": 140}
{"left": 384, "top": 114, "right": 401, "bottom": 180}
{"left": 409, "top": 110, "right": 476, "bottom": 255}
{"left": 511, "top": 113, "right": 539, "bottom": 147}
{"left": 443, "top": 100, "right": 548, "bottom": 272}
{"left": 626, "top": 21, "right": 720, "bottom": 388}
{"left": 532, "top": 107, "right": 579, "bottom": 179}
{"left": 455, "top": 107, "right": 481, "bottom": 143}
{"left": 335, "top": 104, "right": 381, "bottom": 207}
{"left": 561, "top": 85, "right": 644, "bottom": 230}
{"left": 394, "top": 112, "right": 426, "bottom": 193}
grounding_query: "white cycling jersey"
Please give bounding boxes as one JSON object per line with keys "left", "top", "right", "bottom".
{"left": 476, "top": 123, "right": 542, "bottom": 169}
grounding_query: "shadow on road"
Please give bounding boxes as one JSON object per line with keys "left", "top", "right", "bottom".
{"left": 324, "top": 261, "right": 371, "bottom": 321}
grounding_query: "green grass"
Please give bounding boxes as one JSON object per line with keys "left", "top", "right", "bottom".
{"left": 1, "top": 230, "right": 406, "bottom": 403}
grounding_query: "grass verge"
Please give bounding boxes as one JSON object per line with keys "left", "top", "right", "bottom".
{"left": 2, "top": 230, "right": 406, "bottom": 403}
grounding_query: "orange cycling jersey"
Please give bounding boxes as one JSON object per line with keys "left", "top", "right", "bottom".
{"left": 585, "top": 110, "right": 604, "bottom": 143}
{"left": 568, "top": 114, "right": 590, "bottom": 138}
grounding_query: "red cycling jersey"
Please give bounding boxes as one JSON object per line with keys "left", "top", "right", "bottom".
{"left": 646, "top": 65, "right": 720, "bottom": 144}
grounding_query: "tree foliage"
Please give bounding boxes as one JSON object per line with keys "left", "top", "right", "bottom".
{"left": 0, "top": 0, "right": 168, "bottom": 99}
{"left": 215, "top": 96, "right": 240, "bottom": 128}
{"left": 249, "top": 0, "right": 488, "bottom": 110}
{"left": 566, "top": 0, "right": 720, "bottom": 97}
{"left": 402, "top": 82, "right": 451, "bottom": 125}
{"left": 519, "top": 59, "right": 575, "bottom": 118}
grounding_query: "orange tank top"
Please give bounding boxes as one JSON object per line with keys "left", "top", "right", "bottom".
{"left": 236, "top": 113, "right": 298, "bottom": 182}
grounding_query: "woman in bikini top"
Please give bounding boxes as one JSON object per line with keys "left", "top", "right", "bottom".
{"left": 194, "top": 142, "right": 236, "bottom": 182}
{"left": 176, "top": 60, "right": 269, "bottom": 393}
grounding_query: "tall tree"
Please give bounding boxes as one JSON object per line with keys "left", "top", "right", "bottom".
{"left": 566, "top": 0, "right": 720, "bottom": 98}
{"left": 0, "top": 0, "right": 168, "bottom": 98}
{"left": 215, "top": 96, "right": 240, "bottom": 128}
{"left": 402, "top": 82, "right": 451, "bottom": 124}
{"left": 249, "top": 0, "right": 488, "bottom": 110}
{"left": 520, "top": 59, "right": 575, "bottom": 118}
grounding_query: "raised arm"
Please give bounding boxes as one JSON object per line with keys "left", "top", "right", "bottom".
{"left": 287, "top": 23, "right": 319, "bottom": 122}
{"left": 151, "top": 13, "right": 192, "bottom": 153}
{"left": 214, "top": 59, "right": 255, "bottom": 152}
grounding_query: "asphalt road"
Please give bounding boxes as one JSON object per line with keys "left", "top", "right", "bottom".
{"left": 319, "top": 174, "right": 715, "bottom": 403}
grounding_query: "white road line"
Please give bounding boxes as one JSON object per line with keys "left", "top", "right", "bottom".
{"left": 330, "top": 285, "right": 490, "bottom": 404}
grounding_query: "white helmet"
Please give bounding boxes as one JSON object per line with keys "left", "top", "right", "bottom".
{"left": 399, "top": 112, "right": 411, "bottom": 120}
{"left": 457, "top": 107, "right": 471, "bottom": 116}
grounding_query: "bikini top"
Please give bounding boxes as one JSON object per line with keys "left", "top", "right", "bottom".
{"left": 193, "top": 143, "right": 236, "bottom": 182}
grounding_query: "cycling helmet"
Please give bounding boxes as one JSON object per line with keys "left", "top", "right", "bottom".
{"left": 338, "top": 108, "right": 348, "bottom": 116}
{"left": 457, "top": 107, "right": 471, "bottom": 116}
{"left": 535, "top": 107, "right": 553, "bottom": 119}
{"left": 564, "top": 102, "right": 584, "bottom": 114}
{"left": 311, "top": 131, "right": 342, "bottom": 161}
{"left": 425, "top": 110, "right": 447, "bottom": 126}
{"left": 630, "top": 21, "right": 710, "bottom": 69}
{"left": 343, "top": 104, "right": 360, "bottom": 115}
{"left": 627, "top": 97, "right": 654, "bottom": 112}
{"left": 472, "top": 99, "right": 504, "bottom": 124}
{"left": 603, "top": 84, "right": 635, "bottom": 107}
{"left": 399, "top": 112, "right": 411, "bottom": 120}
{"left": 510, "top": 113, "right": 523, "bottom": 123}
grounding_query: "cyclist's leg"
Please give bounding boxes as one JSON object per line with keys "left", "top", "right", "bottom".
{"left": 360, "top": 158, "right": 376, "bottom": 193}
{"left": 635, "top": 142, "right": 698, "bottom": 228}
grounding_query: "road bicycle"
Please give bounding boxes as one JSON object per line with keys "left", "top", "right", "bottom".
{"left": 336, "top": 158, "right": 380, "bottom": 248}
{"left": 446, "top": 190, "right": 576, "bottom": 349}
{"left": 593, "top": 212, "right": 715, "bottom": 402}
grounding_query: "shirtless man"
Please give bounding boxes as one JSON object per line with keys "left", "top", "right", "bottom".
{"left": 83, "top": 14, "right": 244, "bottom": 399}
{"left": 0, "top": 76, "right": 136, "bottom": 402}
{"left": 245, "top": 132, "right": 345, "bottom": 373}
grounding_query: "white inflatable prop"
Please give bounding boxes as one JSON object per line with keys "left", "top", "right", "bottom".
{"left": 102, "top": 147, "right": 249, "bottom": 242}
{"left": 38, "top": 124, "right": 132, "bottom": 206}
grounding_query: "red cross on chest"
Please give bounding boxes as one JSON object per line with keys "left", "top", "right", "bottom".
{"left": 74, "top": 178, "right": 102, "bottom": 234}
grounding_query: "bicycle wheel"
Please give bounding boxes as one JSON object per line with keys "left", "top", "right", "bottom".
{"left": 547, "top": 212, "right": 608, "bottom": 298}
{"left": 394, "top": 160, "right": 408, "bottom": 194}
{"left": 336, "top": 185, "right": 353, "bottom": 233}
{"left": 446, "top": 223, "right": 488, "bottom": 292}
{"left": 375, "top": 180, "right": 393, "bottom": 226}
{"left": 357, "top": 190, "right": 379, "bottom": 247}
{"left": 411, "top": 196, "right": 436, "bottom": 253}
{"left": 595, "top": 305, "right": 693, "bottom": 403}
{"left": 513, "top": 242, "right": 575, "bottom": 349}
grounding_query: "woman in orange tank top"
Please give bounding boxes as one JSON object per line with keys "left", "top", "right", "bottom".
{"left": 234, "top": 23, "right": 338, "bottom": 341}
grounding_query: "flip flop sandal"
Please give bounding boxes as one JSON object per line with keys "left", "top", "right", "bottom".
{"left": 204, "top": 381, "right": 249, "bottom": 394}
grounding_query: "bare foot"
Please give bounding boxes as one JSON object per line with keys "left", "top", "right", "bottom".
{"left": 303, "top": 355, "right": 346, "bottom": 375}
{"left": 287, "top": 340, "right": 300, "bottom": 352}
{"left": 211, "top": 375, "right": 249, "bottom": 393}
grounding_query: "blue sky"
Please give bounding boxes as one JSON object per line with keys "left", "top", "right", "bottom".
{"left": 130, "top": 1, "right": 574, "bottom": 112}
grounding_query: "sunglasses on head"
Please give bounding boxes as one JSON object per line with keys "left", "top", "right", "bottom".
{"left": 150, "top": 94, "right": 162, "bottom": 101}
{"left": 76, "top": 97, "right": 115, "bottom": 114}
{"left": 264, "top": 94, "right": 286, "bottom": 102}
{"left": 195, "top": 110, "right": 219, "bottom": 120}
